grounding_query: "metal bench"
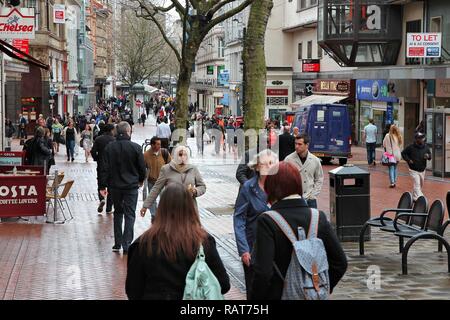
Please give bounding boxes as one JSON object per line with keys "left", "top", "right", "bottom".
{"left": 359, "top": 192, "right": 414, "bottom": 255}
{"left": 392, "top": 199, "right": 450, "bottom": 275}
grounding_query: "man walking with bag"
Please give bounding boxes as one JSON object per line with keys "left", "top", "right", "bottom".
{"left": 99, "top": 121, "right": 146, "bottom": 254}
{"left": 401, "top": 132, "right": 431, "bottom": 201}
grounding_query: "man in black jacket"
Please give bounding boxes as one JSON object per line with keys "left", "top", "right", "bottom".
{"left": 99, "top": 121, "right": 146, "bottom": 254}
{"left": 278, "top": 123, "right": 295, "bottom": 161}
{"left": 401, "top": 132, "right": 431, "bottom": 201}
{"left": 91, "top": 124, "right": 116, "bottom": 215}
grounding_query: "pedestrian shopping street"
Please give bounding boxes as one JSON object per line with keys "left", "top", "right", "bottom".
{"left": 2, "top": 117, "right": 450, "bottom": 300}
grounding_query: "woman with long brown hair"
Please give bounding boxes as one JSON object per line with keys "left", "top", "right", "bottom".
{"left": 126, "top": 183, "right": 230, "bottom": 300}
{"left": 383, "top": 124, "right": 403, "bottom": 188}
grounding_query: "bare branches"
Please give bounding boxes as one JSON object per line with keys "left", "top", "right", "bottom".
{"left": 202, "top": 0, "right": 254, "bottom": 38}
{"left": 207, "top": 0, "right": 237, "bottom": 17}
{"left": 134, "top": 0, "right": 182, "bottom": 63}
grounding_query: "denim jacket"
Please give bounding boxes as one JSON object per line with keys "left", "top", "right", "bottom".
{"left": 233, "top": 175, "right": 269, "bottom": 256}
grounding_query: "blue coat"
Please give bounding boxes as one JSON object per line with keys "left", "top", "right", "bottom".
{"left": 233, "top": 175, "right": 269, "bottom": 256}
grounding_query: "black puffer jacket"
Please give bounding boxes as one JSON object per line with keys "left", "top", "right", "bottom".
{"left": 126, "top": 234, "right": 230, "bottom": 300}
{"left": 31, "top": 137, "right": 51, "bottom": 166}
{"left": 99, "top": 134, "right": 146, "bottom": 190}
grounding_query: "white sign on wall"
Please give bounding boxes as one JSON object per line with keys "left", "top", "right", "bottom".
{"left": 407, "top": 33, "right": 442, "bottom": 58}
{"left": 53, "top": 4, "right": 65, "bottom": 24}
{"left": 0, "top": 8, "right": 35, "bottom": 39}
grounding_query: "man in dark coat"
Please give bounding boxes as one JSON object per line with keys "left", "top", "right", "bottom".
{"left": 278, "top": 122, "right": 295, "bottom": 161}
{"left": 91, "top": 124, "right": 116, "bottom": 215}
{"left": 99, "top": 122, "right": 146, "bottom": 254}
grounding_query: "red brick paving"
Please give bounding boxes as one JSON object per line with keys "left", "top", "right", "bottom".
{"left": 1, "top": 126, "right": 450, "bottom": 300}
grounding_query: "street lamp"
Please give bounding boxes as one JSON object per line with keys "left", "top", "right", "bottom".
{"left": 232, "top": 17, "right": 246, "bottom": 118}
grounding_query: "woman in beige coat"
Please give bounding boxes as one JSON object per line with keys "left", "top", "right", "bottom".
{"left": 140, "top": 145, "right": 206, "bottom": 219}
{"left": 383, "top": 124, "right": 403, "bottom": 188}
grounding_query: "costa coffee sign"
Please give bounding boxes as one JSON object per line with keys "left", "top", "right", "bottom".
{"left": 267, "top": 89, "right": 288, "bottom": 96}
{"left": 302, "top": 59, "right": 320, "bottom": 73}
{"left": 0, "top": 8, "right": 35, "bottom": 39}
{"left": 0, "top": 176, "right": 46, "bottom": 217}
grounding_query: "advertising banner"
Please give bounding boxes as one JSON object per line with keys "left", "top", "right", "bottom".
{"left": 218, "top": 69, "right": 229, "bottom": 87}
{"left": 0, "top": 175, "right": 46, "bottom": 217}
{"left": 356, "top": 80, "right": 398, "bottom": 103}
{"left": 0, "top": 8, "right": 35, "bottom": 39}
{"left": 407, "top": 33, "right": 441, "bottom": 58}
{"left": 12, "top": 38, "right": 29, "bottom": 58}
{"left": 53, "top": 4, "right": 65, "bottom": 24}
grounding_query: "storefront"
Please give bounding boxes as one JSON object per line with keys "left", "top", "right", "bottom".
{"left": 425, "top": 79, "right": 450, "bottom": 177}
{"left": 356, "top": 80, "right": 399, "bottom": 145}
{"left": 266, "top": 88, "right": 290, "bottom": 122}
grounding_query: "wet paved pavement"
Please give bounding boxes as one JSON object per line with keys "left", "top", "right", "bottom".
{"left": 2, "top": 117, "right": 450, "bottom": 300}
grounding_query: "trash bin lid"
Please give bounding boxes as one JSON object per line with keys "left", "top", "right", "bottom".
{"left": 329, "top": 164, "right": 369, "bottom": 176}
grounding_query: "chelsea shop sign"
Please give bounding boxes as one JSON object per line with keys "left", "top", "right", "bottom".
{"left": 0, "top": 8, "right": 35, "bottom": 39}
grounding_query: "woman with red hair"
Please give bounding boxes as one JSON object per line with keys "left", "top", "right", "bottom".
{"left": 249, "top": 161, "right": 348, "bottom": 300}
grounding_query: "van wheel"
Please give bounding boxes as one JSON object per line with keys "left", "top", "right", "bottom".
{"left": 339, "top": 158, "right": 348, "bottom": 166}
{"left": 321, "top": 157, "right": 332, "bottom": 165}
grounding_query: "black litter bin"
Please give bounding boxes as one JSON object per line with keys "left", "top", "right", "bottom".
{"left": 329, "top": 164, "right": 370, "bottom": 242}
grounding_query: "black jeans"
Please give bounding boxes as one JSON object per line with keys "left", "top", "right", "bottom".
{"left": 110, "top": 188, "right": 138, "bottom": 251}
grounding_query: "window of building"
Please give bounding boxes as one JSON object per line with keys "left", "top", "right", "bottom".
{"left": 297, "top": 0, "right": 317, "bottom": 11}
{"left": 318, "top": 45, "right": 323, "bottom": 59}
{"left": 431, "top": 16, "right": 442, "bottom": 33}
{"left": 218, "top": 38, "right": 224, "bottom": 58}
{"left": 298, "top": 42, "right": 302, "bottom": 60}
{"left": 307, "top": 41, "right": 312, "bottom": 59}
{"left": 406, "top": 20, "right": 421, "bottom": 65}
{"left": 24, "top": 0, "right": 40, "bottom": 30}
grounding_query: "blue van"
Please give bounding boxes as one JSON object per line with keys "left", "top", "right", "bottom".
{"left": 291, "top": 104, "right": 352, "bottom": 165}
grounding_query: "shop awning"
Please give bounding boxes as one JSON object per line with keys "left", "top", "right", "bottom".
{"left": 291, "top": 94, "right": 348, "bottom": 109}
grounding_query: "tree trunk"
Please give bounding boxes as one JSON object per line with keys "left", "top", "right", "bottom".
{"left": 243, "top": 0, "right": 273, "bottom": 131}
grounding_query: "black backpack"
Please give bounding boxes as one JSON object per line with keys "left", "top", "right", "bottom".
{"left": 23, "top": 137, "right": 36, "bottom": 165}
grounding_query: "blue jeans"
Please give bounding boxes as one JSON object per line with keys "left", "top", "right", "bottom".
{"left": 110, "top": 188, "right": 138, "bottom": 251}
{"left": 389, "top": 164, "right": 398, "bottom": 184}
{"left": 307, "top": 199, "right": 318, "bottom": 209}
{"left": 366, "top": 143, "right": 376, "bottom": 165}
{"left": 66, "top": 139, "right": 75, "bottom": 160}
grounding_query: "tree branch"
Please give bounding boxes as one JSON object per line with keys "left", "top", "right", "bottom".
{"left": 202, "top": 0, "right": 254, "bottom": 38}
{"left": 135, "top": 5, "right": 182, "bottom": 63}
{"left": 207, "top": 0, "right": 237, "bottom": 17}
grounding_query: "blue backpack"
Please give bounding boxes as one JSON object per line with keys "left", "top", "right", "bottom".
{"left": 183, "top": 245, "right": 224, "bottom": 300}
{"left": 265, "top": 208, "right": 330, "bottom": 300}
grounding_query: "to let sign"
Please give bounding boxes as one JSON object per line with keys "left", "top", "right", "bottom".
{"left": 407, "top": 33, "right": 441, "bottom": 58}
{"left": 302, "top": 59, "right": 320, "bottom": 72}
{"left": 0, "top": 8, "right": 35, "bottom": 39}
{"left": 53, "top": 4, "right": 65, "bottom": 24}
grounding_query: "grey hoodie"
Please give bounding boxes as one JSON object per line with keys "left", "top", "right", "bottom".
{"left": 143, "top": 161, "right": 206, "bottom": 209}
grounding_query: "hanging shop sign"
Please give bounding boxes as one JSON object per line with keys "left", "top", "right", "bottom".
{"left": 0, "top": 8, "right": 35, "bottom": 39}
{"left": 302, "top": 59, "right": 320, "bottom": 72}
{"left": 53, "top": 4, "right": 65, "bottom": 24}
{"left": 407, "top": 33, "right": 441, "bottom": 58}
